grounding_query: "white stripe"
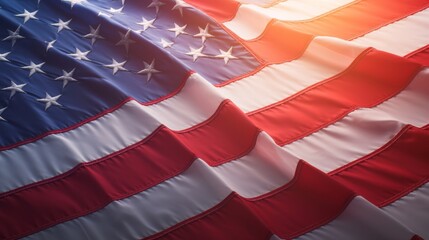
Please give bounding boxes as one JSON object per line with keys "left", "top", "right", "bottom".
{"left": 352, "top": 8, "right": 429, "bottom": 56}
{"left": 284, "top": 111, "right": 406, "bottom": 173}
{"left": 295, "top": 197, "right": 415, "bottom": 240}
{"left": 219, "top": 36, "right": 368, "bottom": 113}
{"left": 0, "top": 74, "right": 223, "bottom": 193}
{"left": 284, "top": 68, "right": 429, "bottom": 172}
{"left": 212, "top": 132, "right": 298, "bottom": 198}
{"left": 383, "top": 182, "right": 429, "bottom": 240}
{"left": 25, "top": 133, "right": 300, "bottom": 239}
{"left": 224, "top": 0, "right": 355, "bottom": 40}
{"left": 144, "top": 73, "right": 223, "bottom": 130}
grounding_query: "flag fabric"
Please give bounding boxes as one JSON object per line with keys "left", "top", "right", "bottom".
{"left": 0, "top": 0, "right": 428, "bottom": 239}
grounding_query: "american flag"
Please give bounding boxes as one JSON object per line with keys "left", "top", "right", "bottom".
{"left": 0, "top": 0, "right": 428, "bottom": 239}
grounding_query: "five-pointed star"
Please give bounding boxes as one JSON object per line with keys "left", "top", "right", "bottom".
{"left": 172, "top": 0, "right": 187, "bottom": 16}
{"left": 98, "top": 11, "right": 112, "bottom": 18}
{"left": 51, "top": 19, "right": 72, "bottom": 32}
{"left": 21, "top": 61, "right": 45, "bottom": 76}
{"left": 2, "top": 26, "right": 24, "bottom": 47}
{"left": 137, "top": 17, "right": 156, "bottom": 31}
{"left": 116, "top": 29, "right": 135, "bottom": 53}
{"left": 168, "top": 23, "right": 187, "bottom": 37}
{"left": 68, "top": 48, "right": 90, "bottom": 61}
{"left": 0, "top": 52, "right": 10, "bottom": 62}
{"left": 84, "top": 25, "right": 104, "bottom": 45}
{"left": 185, "top": 46, "right": 206, "bottom": 62}
{"left": 15, "top": 9, "right": 38, "bottom": 23}
{"left": 37, "top": 93, "right": 62, "bottom": 110}
{"left": 0, "top": 107, "right": 6, "bottom": 121}
{"left": 160, "top": 38, "right": 173, "bottom": 48}
{"left": 46, "top": 39, "right": 56, "bottom": 52}
{"left": 215, "top": 47, "right": 237, "bottom": 64}
{"left": 107, "top": 6, "right": 123, "bottom": 14}
{"left": 62, "top": 0, "right": 87, "bottom": 9}
{"left": 2, "top": 81, "right": 26, "bottom": 98}
{"left": 138, "top": 59, "right": 160, "bottom": 82}
{"left": 194, "top": 24, "right": 213, "bottom": 43}
{"left": 147, "top": 0, "right": 165, "bottom": 14}
{"left": 55, "top": 69, "right": 77, "bottom": 88}
{"left": 104, "top": 59, "right": 127, "bottom": 75}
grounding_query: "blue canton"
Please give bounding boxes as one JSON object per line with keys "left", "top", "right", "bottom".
{"left": 0, "top": 0, "right": 261, "bottom": 147}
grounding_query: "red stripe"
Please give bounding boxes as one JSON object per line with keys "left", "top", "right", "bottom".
{"left": 243, "top": 21, "right": 314, "bottom": 63}
{"left": 0, "top": 100, "right": 262, "bottom": 239}
{"left": 146, "top": 194, "right": 272, "bottom": 240}
{"left": 248, "top": 49, "right": 421, "bottom": 145}
{"left": 147, "top": 161, "right": 355, "bottom": 239}
{"left": 246, "top": 161, "right": 355, "bottom": 239}
{"left": 184, "top": 0, "right": 240, "bottom": 22}
{"left": 176, "top": 100, "right": 260, "bottom": 166}
{"left": 406, "top": 44, "right": 429, "bottom": 66}
{"left": 330, "top": 126, "right": 429, "bottom": 207}
{"left": 0, "top": 127, "right": 196, "bottom": 240}
{"left": 277, "top": 0, "right": 429, "bottom": 40}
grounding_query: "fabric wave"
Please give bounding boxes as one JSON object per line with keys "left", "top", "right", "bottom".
{"left": 0, "top": 0, "right": 428, "bottom": 239}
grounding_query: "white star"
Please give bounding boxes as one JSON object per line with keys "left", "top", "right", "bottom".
{"left": 138, "top": 59, "right": 160, "bottom": 82}
{"left": 116, "top": 30, "right": 135, "bottom": 53}
{"left": 83, "top": 25, "right": 104, "bottom": 45}
{"left": 0, "top": 52, "right": 10, "bottom": 62}
{"left": 160, "top": 38, "right": 173, "bottom": 48}
{"left": 15, "top": 9, "right": 38, "bottom": 23}
{"left": 2, "top": 81, "right": 26, "bottom": 98}
{"left": 51, "top": 19, "right": 72, "bottom": 32}
{"left": 137, "top": 17, "right": 156, "bottom": 31}
{"left": 215, "top": 47, "right": 237, "bottom": 64}
{"left": 62, "top": 0, "right": 87, "bottom": 9}
{"left": 55, "top": 69, "right": 77, "bottom": 88}
{"left": 147, "top": 0, "right": 165, "bottom": 14}
{"left": 104, "top": 59, "right": 127, "bottom": 75}
{"left": 193, "top": 24, "right": 213, "bottom": 43}
{"left": 46, "top": 40, "right": 56, "bottom": 52}
{"left": 68, "top": 48, "right": 90, "bottom": 61}
{"left": 21, "top": 61, "right": 45, "bottom": 76}
{"left": 186, "top": 46, "right": 206, "bottom": 62}
{"left": 98, "top": 11, "right": 112, "bottom": 18}
{"left": 0, "top": 107, "right": 6, "bottom": 121}
{"left": 37, "top": 93, "right": 62, "bottom": 110}
{"left": 168, "top": 23, "right": 187, "bottom": 37}
{"left": 2, "top": 26, "right": 24, "bottom": 47}
{"left": 107, "top": 6, "right": 124, "bottom": 14}
{"left": 172, "top": 0, "right": 187, "bottom": 16}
